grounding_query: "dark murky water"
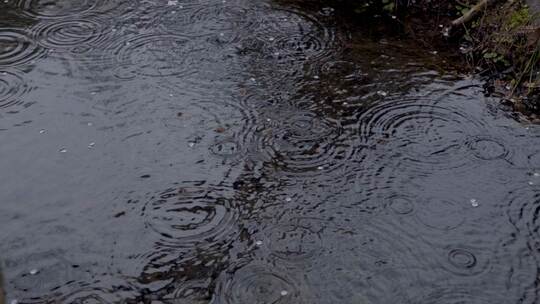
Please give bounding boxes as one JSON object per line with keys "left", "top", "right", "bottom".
{"left": 0, "top": 0, "right": 539, "bottom": 303}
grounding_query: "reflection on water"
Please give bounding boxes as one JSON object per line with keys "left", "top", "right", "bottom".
{"left": 0, "top": 0, "right": 539, "bottom": 303}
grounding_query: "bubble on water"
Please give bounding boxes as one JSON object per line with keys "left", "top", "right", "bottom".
{"left": 534, "top": 172, "right": 540, "bottom": 177}
{"left": 470, "top": 199, "right": 479, "bottom": 207}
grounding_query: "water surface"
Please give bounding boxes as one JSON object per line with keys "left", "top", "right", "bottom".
{"left": 0, "top": 0, "right": 539, "bottom": 303}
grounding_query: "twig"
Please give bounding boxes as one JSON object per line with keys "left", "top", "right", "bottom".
{"left": 451, "top": 0, "right": 494, "bottom": 27}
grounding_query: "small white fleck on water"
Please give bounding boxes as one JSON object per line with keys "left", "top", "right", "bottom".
{"left": 255, "top": 240, "right": 263, "bottom": 246}
{"left": 529, "top": 181, "right": 534, "bottom": 185}
{"left": 280, "top": 290, "right": 288, "bottom": 296}
{"left": 470, "top": 199, "right": 479, "bottom": 207}
{"left": 285, "top": 197, "right": 292, "bottom": 202}
{"left": 188, "top": 142, "right": 195, "bottom": 147}
{"left": 10, "top": 300, "right": 18, "bottom": 304}
{"left": 534, "top": 172, "right": 540, "bottom": 177}
{"left": 268, "top": 37, "right": 275, "bottom": 41}
{"left": 60, "top": 148, "right": 67, "bottom": 153}
{"left": 39, "top": 129, "right": 45, "bottom": 134}
{"left": 29, "top": 269, "right": 38, "bottom": 275}
{"left": 317, "top": 166, "right": 324, "bottom": 170}
{"left": 376, "top": 90, "right": 387, "bottom": 97}
{"left": 88, "top": 142, "right": 95, "bottom": 148}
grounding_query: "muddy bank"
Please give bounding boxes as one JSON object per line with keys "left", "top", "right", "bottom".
{"left": 295, "top": 0, "right": 540, "bottom": 115}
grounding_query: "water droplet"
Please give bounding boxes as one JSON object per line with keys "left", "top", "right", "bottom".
{"left": 29, "top": 269, "right": 38, "bottom": 275}
{"left": 280, "top": 290, "right": 289, "bottom": 296}
{"left": 470, "top": 199, "right": 479, "bottom": 207}
{"left": 59, "top": 148, "right": 67, "bottom": 153}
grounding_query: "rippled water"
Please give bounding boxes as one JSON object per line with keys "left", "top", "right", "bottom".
{"left": 0, "top": 0, "right": 539, "bottom": 303}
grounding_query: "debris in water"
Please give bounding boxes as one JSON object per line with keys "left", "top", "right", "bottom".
{"left": 534, "top": 172, "right": 540, "bottom": 177}
{"left": 376, "top": 91, "right": 387, "bottom": 97}
{"left": 255, "top": 240, "right": 263, "bottom": 246}
{"left": 280, "top": 290, "right": 289, "bottom": 296}
{"left": 88, "top": 142, "right": 95, "bottom": 148}
{"left": 268, "top": 37, "right": 275, "bottom": 42}
{"left": 470, "top": 199, "right": 479, "bottom": 207}
{"left": 529, "top": 181, "right": 534, "bottom": 185}
{"left": 87, "top": 122, "right": 93, "bottom": 126}
{"left": 188, "top": 142, "right": 195, "bottom": 147}
{"left": 39, "top": 129, "right": 45, "bottom": 134}
{"left": 317, "top": 166, "right": 324, "bottom": 170}
{"left": 285, "top": 197, "right": 292, "bottom": 202}
{"left": 313, "top": 75, "right": 319, "bottom": 79}
{"left": 59, "top": 148, "right": 67, "bottom": 153}
{"left": 29, "top": 269, "right": 39, "bottom": 275}
{"left": 10, "top": 300, "right": 18, "bottom": 304}
{"left": 167, "top": 0, "right": 177, "bottom": 5}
